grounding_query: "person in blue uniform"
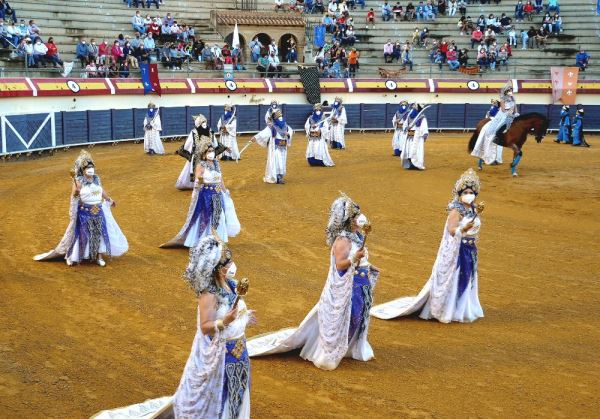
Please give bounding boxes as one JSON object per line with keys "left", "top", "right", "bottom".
{"left": 571, "top": 107, "right": 590, "bottom": 147}
{"left": 555, "top": 105, "right": 572, "bottom": 144}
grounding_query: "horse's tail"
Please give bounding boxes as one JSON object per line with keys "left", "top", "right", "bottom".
{"left": 468, "top": 129, "right": 479, "bottom": 153}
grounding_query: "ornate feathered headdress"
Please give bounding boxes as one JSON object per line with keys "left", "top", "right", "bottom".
{"left": 453, "top": 168, "right": 481, "bottom": 198}
{"left": 326, "top": 192, "right": 361, "bottom": 246}
{"left": 71, "top": 150, "right": 94, "bottom": 178}
{"left": 500, "top": 80, "right": 513, "bottom": 97}
{"left": 148, "top": 102, "right": 156, "bottom": 108}
{"left": 224, "top": 104, "right": 233, "bottom": 111}
{"left": 273, "top": 109, "right": 283, "bottom": 119}
{"left": 399, "top": 100, "right": 409, "bottom": 106}
{"left": 334, "top": 96, "right": 343, "bottom": 104}
{"left": 194, "top": 135, "right": 213, "bottom": 159}
{"left": 184, "top": 236, "right": 231, "bottom": 295}
{"left": 193, "top": 114, "right": 208, "bottom": 128}
{"left": 313, "top": 103, "right": 322, "bottom": 111}
{"left": 491, "top": 99, "right": 500, "bottom": 105}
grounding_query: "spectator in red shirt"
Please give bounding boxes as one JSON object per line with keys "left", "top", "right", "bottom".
{"left": 524, "top": 1, "right": 534, "bottom": 21}
{"left": 98, "top": 39, "right": 109, "bottom": 65}
{"left": 45, "top": 37, "right": 63, "bottom": 67}
{"left": 471, "top": 27, "right": 483, "bottom": 48}
{"left": 439, "top": 39, "right": 449, "bottom": 61}
{"left": 111, "top": 40, "right": 124, "bottom": 64}
{"left": 366, "top": 8, "right": 375, "bottom": 28}
{"left": 148, "top": 19, "right": 160, "bottom": 36}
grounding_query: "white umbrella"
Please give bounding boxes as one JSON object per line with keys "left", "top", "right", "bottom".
{"left": 232, "top": 22, "right": 240, "bottom": 49}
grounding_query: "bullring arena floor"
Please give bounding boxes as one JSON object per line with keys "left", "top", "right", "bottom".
{"left": 1, "top": 132, "right": 599, "bottom": 418}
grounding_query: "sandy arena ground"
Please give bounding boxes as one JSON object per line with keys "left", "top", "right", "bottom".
{"left": 1, "top": 132, "right": 599, "bottom": 418}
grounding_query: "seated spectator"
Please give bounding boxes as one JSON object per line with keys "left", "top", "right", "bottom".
{"left": 534, "top": 0, "right": 542, "bottom": 14}
{"left": 137, "top": 44, "right": 150, "bottom": 64}
{"left": 274, "top": 0, "right": 284, "bottom": 11}
{"left": 515, "top": 0, "right": 524, "bottom": 22}
{"left": 542, "top": 13, "right": 553, "bottom": 34}
{"left": 200, "top": 44, "right": 213, "bottom": 68}
{"left": 428, "top": 39, "right": 438, "bottom": 61}
{"left": 44, "top": 37, "right": 62, "bottom": 68}
{"left": 86, "top": 60, "right": 97, "bottom": 78}
{"left": 131, "top": 10, "right": 145, "bottom": 33}
{"left": 547, "top": 0, "right": 559, "bottom": 14}
{"left": 144, "top": 13, "right": 152, "bottom": 29}
{"left": 392, "top": 41, "right": 402, "bottom": 62}
{"left": 476, "top": 15, "right": 486, "bottom": 31}
{"left": 424, "top": 1, "right": 435, "bottom": 20}
{"left": 448, "top": 0, "right": 457, "bottom": 16}
{"left": 327, "top": 0, "right": 337, "bottom": 16}
{"left": 402, "top": 42, "right": 414, "bottom": 70}
{"left": 576, "top": 48, "right": 590, "bottom": 71}
{"left": 164, "top": 12, "right": 174, "bottom": 27}
{"left": 524, "top": 1, "right": 534, "bottom": 20}
{"left": 535, "top": 26, "right": 547, "bottom": 48}
{"left": 249, "top": 36, "right": 263, "bottom": 62}
{"left": 439, "top": 39, "right": 449, "bottom": 61}
{"left": 98, "top": 39, "right": 110, "bottom": 64}
{"left": 458, "top": 47, "right": 468, "bottom": 66}
{"left": 381, "top": 1, "right": 392, "bottom": 21}
{"left": 457, "top": 16, "right": 467, "bottom": 34}
{"left": 366, "top": 8, "right": 375, "bottom": 27}
{"left": 76, "top": 39, "right": 89, "bottom": 67}
{"left": 111, "top": 40, "right": 124, "bottom": 64}
{"left": 119, "top": 61, "right": 130, "bottom": 78}
{"left": 257, "top": 52, "right": 270, "bottom": 76}
{"left": 411, "top": 27, "right": 421, "bottom": 44}
{"left": 392, "top": 2, "right": 404, "bottom": 20}
{"left": 458, "top": 0, "right": 466, "bottom": 16}
{"left": 148, "top": 17, "right": 160, "bottom": 36}
{"left": 446, "top": 46, "right": 459, "bottom": 70}
{"left": 477, "top": 47, "right": 487, "bottom": 70}
{"left": 553, "top": 14, "right": 562, "bottom": 33}
{"left": 415, "top": 1, "right": 425, "bottom": 21}
{"left": 87, "top": 38, "right": 99, "bottom": 63}
{"left": 520, "top": 29, "right": 528, "bottom": 49}
{"left": 210, "top": 43, "right": 223, "bottom": 69}
{"left": 433, "top": 48, "right": 444, "bottom": 69}
{"left": 484, "top": 27, "right": 495, "bottom": 46}
{"left": 169, "top": 43, "right": 183, "bottom": 70}
{"left": 498, "top": 46, "right": 509, "bottom": 68}
{"left": 405, "top": 2, "right": 415, "bottom": 20}
{"left": 0, "top": 19, "right": 10, "bottom": 48}
{"left": 322, "top": 14, "right": 334, "bottom": 33}
{"left": 500, "top": 13, "right": 512, "bottom": 31}
{"left": 0, "top": 0, "right": 17, "bottom": 23}
{"left": 314, "top": 0, "right": 325, "bottom": 13}
{"left": 437, "top": 0, "right": 446, "bottom": 15}
{"left": 32, "top": 37, "right": 47, "bottom": 67}
{"left": 343, "top": 25, "right": 357, "bottom": 46}
{"left": 124, "top": 41, "right": 138, "bottom": 68}
{"left": 268, "top": 51, "right": 283, "bottom": 77}
{"left": 383, "top": 39, "right": 394, "bottom": 62}
{"left": 6, "top": 20, "right": 21, "bottom": 46}
{"left": 420, "top": 27, "right": 429, "bottom": 47}
{"left": 147, "top": 0, "right": 160, "bottom": 9}
{"left": 143, "top": 32, "right": 157, "bottom": 58}
{"left": 488, "top": 50, "right": 497, "bottom": 70}
{"left": 508, "top": 26, "right": 517, "bottom": 46}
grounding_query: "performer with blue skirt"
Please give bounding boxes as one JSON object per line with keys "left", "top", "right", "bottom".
{"left": 371, "top": 168, "right": 484, "bottom": 323}
{"left": 247, "top": 194, "right": 379, "bottom": 370}
{"left": 251, "top": 109, "right": 293, "bottom": 184}
{"left": 327, "top": 97, "right": 348, "bottom": 149}
{"left": 34, "top": 150, "right": 128, "bottom": 267}
{"left": 143, "top": 102, "right": 164, "bottom": 155}
{"left": 571, "top": 107, "right": 590, "bottom": 147}
{"left": 93, "top": 236, "right": 256, "bottom": 419}
{"left": 218, "top": 104, "right": 239, "bottom": 161}
{"left": 305, "top": 103, "right": 335, "bottom": 167}
{"left": 400, "top": 103, "right": 429, "bottom": 170}
{"left": 162, "top": 135, "right": 240, "bottom": 248}
{"left": 554, "top": 105, "right": 572, "bottom": 144}
{"left": 391, "top": 100, "right": 411, "bottom": 156}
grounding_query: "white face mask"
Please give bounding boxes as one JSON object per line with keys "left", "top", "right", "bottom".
{"left": 206, "top": 151, "right": 215, "bottom": 160}
{"left": 271, "top": 104, "right": 277, "bottom": 109}
{"left": 85, "top": 167, "right": 95, "bottom": 176}
{"left": 334, "top": 101, "right": 339, "bottom": 106}
{"left": 461, "top": 193, "right": 476, "bottom": 204}
{"left": 201, "top": 122, "right": 207, "bottom": 129}
{"left": 226, "top": 262, "right": 237, "bottom": 279}
{"left": 316, "top": 111, "right": 322, "bottom": 116}
{"left": 355, "top": 213, "right": 368, "bottom": 228}
{"left": 277, "top": 117, "right": 283, "bottom": 121}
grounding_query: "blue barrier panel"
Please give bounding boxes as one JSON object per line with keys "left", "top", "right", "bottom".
{"left": 385, "top": 104, "right": 398, "bottom": 129}
{"left": 360, "top": 104, "right": 387, "bottom": 129}
{"left": 161, "top": 106, "right": 187, "bottom": 136}
{"left": 133, "top": 108, "right": 147, "bottom": 139}
{"left": 584, "top": 105, "right": 600, "bottom": 130}
{"left": 63, "top": 111, "right": 89, "bottom": 144}
{"left": 424, "top": 104, "right": 439, "bottom": 129}
{"left": 259, "top": 104, "right": 271, "bottom": 130}
{"left": 209, "top": 106, "right": 221, "bottom": 132}
{"left": 88, "top": 110, "right": 112, "bottom": 142}
{"left": 465, "top": 104, "right": 490, "bottom": 129}
{"left": 344, "top": 104, "right": 361, "bottom": 129}
{"left": 235, "top": 105, "right": 260, "bottom": 133}
{"left": 111, "top": 109, "right": 134, "bottom": 140}
{"left": 283, "top": 104, "right": 313, "bottom": 130}
{"left": 55, "top": 112, "right": 63, "bottom": 147}
{"left": 187, "top": 106, "right": 210, "bottom": 133}
{"left": 437, "top": 104, "right": 465, "bottom": 129}
{"left": 520, "top": 104, "right": 548, "bottom": 118}
{"left": 547, "top": 105, "right": 563, "bottom": 130}
{"left": 5, "top": 113, "right": 54, "bottom": 153}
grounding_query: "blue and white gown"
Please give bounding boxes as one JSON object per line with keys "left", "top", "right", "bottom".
{"left": 218, "top": 112, "right": 239, "bottom": 160}
{"left": 556, "top": 109, "right": 571, "bottom": 143}
{"left": 400, "top": 111, "right": 429, "bottom": 170}
{"left": 326, "top": 105, "right": 347, "bottom": 149}
{"left": 162, "top": 161, "right": 240, "bottom": 247}
{"left": 472, "top": 101, "right": 515, "bottom": 165}
{"left": 92, "top": 279, "right": 252, "bottom": 419}
{"left": 392, "top": 104, "right": 410, "bottom": 156}
{"left": 143, "top": 108, "right": 165, "bottom": 155}
{"left": 34, "top": 175, "right": 128, "bottom": 264}
{"left": 253, "top": 120, "right": 293, "bottom": 183}
{"left": 305, "top": 113, "right": 334, "bottom": 167}
{"left": 247, "top": 231, "right": 379, "bottom": 370}
{"left": 371, "top": 201, "right": 483, "bottom": 323}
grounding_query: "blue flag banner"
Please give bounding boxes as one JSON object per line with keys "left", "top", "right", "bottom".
{"left": 314, "top": 25, "right": 326, "bottom": 48}
{"left": 597, "top": 0, "right": 600, "bottom": 14}
{"left": 140, "top": 63, "right": 153, "bottom": 95}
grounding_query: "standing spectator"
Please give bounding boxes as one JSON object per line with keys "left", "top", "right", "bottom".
{"left": 383, "top": 39, "right": 394, "bottom": 62}
{"left": 381, "top": 1, "right": 392, "bottom": 21}
{"left": 131, "top": 10, "right": 146, "bottom": 34}
{"left": 76, "top": 38, "right": 88, "bottom": 67}
{"left": 44, "top": 37, "right": 63, "bottom": 67}
{"left": 347, "top": 47, "right": 359, "bottom": 76}
{"left": 446, "top": 46, "right": 459, "bottom": 70}
{"left": 268, "top": 39, "right": 278, "bottom": 57}
{"left": 366, "top": 8, "right": 375, "bottom": 27}
{"left": 576, "top": 48, "right": 590, "bottom": 71}
{"left": 249, "top": 36, "right": 263, "bottom": 62}
{"left": 402, "top": 42, "right": 414, "bottom": 70}
{"left": 23, "top": 37, "right": 34, "bottom": 67}
{"left": 87, "top": 38, "right": 99, "bottom": 63}
{"left": 27, "top": 19, "right": 40, "bottom": 42}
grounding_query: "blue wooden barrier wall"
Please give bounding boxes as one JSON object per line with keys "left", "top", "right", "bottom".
{"left": 2, "top": 104, "right": 599, "bottom": 155}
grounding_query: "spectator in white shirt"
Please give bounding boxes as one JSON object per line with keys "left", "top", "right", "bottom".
{"left": 131, "top": 11, "right": 146, "bottom": 33}
{"left": 32, "top": 37, "right": 48, "bottom": 66}
{"left": 268, "top": 51, "right": 282, "bottom": 77}
{"left": 275, "top": 0, "right": 284, "bottom": 11}
{"left": 268, "top": 39, "right": 278, "bottom": 57}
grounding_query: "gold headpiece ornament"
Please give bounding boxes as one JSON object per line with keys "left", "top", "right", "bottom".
{"left": 400, "top": 100, "right": 409, "bottom": 105}
{"left": 195, "top": 135, "right": 213, "bottom": 159}
{"left": 491, "top": 99, "right": 500, "bottom": 105}
{"left": 148, "top": 102, "right": 156, "bottom": 108}
{"left": 500, "top": 80, "right": 513, "bottom": 96}
{"left": 334, "top": 96, "right": 343, "bottom": 104}
{"left": 313, "top": 103, "right": 322, "bottom": 111}
{"left": 72, "top": 150, "right": 94, "bottom": 178}
{"left": 453, "top": 168, "right": 481, "bottom": 197}
{"left": 339, "top": 191, "right": 361, "bottom": 220}
{"left": 193, "top": 114, "right": 208, "bottom": 127}
{"left": 224, "top": 104, "right": 233, "bottom": 111}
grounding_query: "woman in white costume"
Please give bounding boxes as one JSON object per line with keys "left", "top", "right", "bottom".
{"left": 327, "top": 96, "right": 348, "bottom": 149}
{"left": 305, "top": 103, "right": 334, "bottom": 167}
{"left": 471, "top": 82, "right": 517, "bottom": 169}
{"left": 218, "top": 104, "right": 239, "bottom": 161}
{"left": 92, "top": 236, "right": 256, "bottom": 419}
{"left": 247, "top": 194, "right": 379, "bottom": 370}
{"left": 162, "top": 136, "right": 240, "bottom": 247}
{"left": 143, "top": 102, "right": 165, "bottom": 155}
{"left": 392, "top": 100, "right": 411, "bottom": 156}
{"left": 34, "top": 150, "right": 128, "bottom": 267}
{"left": 175, "top": 114, "right": 228, "bottom": 190}
{"left": 251, "top": 109, "right": 293, "bottom": 184}
{"left": 370, "top": 168, "right": 484, "bottom": 323}
{"left": 400, "top": 103, "right": 429, "bottom": 170}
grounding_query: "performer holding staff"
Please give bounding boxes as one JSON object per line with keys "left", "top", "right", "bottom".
{"left": 371, "top": 168, "right": 484, "bottom": 323}
{"left": 305, "top": 104, "right": 335, "bottom": 167}
{"left": 327, "top": 97, "right": 348, "bottom": 149}
{"left": 250, "top": 109, "right": 293, "bottom": 184}
{"left": 400, "top": 103, "right": 429, "bottom": 170}
{"left": 247, "top": 194, "right": 379, "bottom": 371}
{"left": 392, "top": 100, "right": 411, "bottom": 156}
{"left": 143, "top": 102, "right": 164, "bottom": 155}
{"left": 218, "top": 104, "right": 240, "bottom": 161}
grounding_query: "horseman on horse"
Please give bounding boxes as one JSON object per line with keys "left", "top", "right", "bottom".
{"left": 468, "top": 81, "right": 549, "bottom": 177}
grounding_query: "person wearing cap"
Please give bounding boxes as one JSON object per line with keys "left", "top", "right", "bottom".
{"left": 305, "top": 103, "right": 335, "bottom": 166}
{"left": 571, "top": 107, "right": 590, "bottom": 147}
{"left": 401, "top": 103, "right": 429, "bottom": 170}
{"left": 555, "top": 105, "right": 572, "bottom": 144}
{"left": 251, "top": 109, "right": 293, "bottom": 184}
{"left": 326, "top": 96, "right": 348, "bottom": 149}
{"left": 143, "top": 102, "right": 164, "bottom": 155}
